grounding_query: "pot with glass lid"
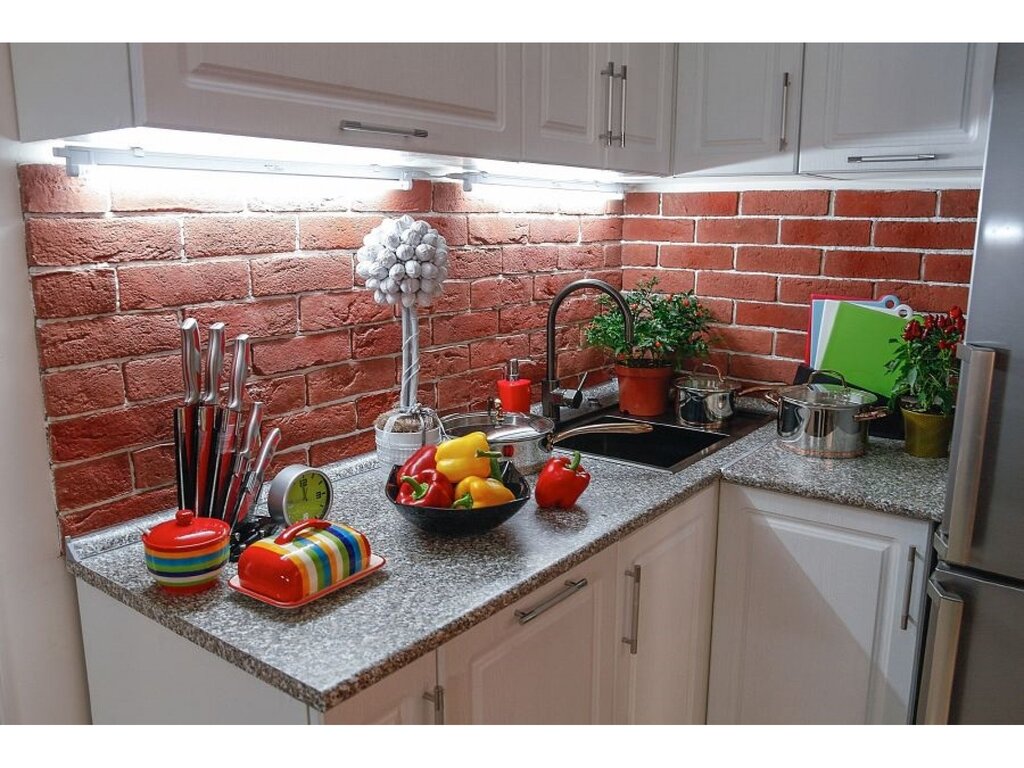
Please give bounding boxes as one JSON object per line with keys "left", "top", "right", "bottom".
{"left": 764, "top": 370, "right": 889, "bottom": 458}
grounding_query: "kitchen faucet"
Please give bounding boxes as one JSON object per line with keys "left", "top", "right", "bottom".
{"left": 543, "top": 278, "right": 634, "bottom": 428}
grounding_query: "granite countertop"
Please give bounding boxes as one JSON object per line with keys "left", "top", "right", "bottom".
{"left": 65, "top": 406, "right": 948, "bottom": 713}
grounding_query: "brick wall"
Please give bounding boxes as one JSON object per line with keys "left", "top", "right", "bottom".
{"left": 21, "top": 164, "right": 978, "bottom": 538}
{"left": 622, "top": 189, "right": 976, "bottom": 385}
{"left": 20, "top": 165, "right": 621, "bottom": 537}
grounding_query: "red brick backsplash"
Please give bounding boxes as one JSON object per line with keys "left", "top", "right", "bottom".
{"left": 20, "top": 165, "right": 621, "bottom": 537}
{"left": 623, "top": 188, "right": 976, "bottom": 388}
{"left": 20, "top": 162, "right": 977, "bottom": 537}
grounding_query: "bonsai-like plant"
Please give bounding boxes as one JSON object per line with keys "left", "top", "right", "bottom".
{"left": 585, "top": 276, "right": 714, "bottom": 369}
{"left": 886, "top": 306, "right": 966, "bottom": 416}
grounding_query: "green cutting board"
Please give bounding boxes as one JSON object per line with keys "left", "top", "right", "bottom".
{"left": 819, "top": 302, "right": 912, "bottom": 397}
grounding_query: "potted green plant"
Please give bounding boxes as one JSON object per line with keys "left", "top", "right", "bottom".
{"left": 886, "top": 306, "right": 966, "bottom": 458}
{"left": 585, "top": 276, "right": 714, "bottom": 417}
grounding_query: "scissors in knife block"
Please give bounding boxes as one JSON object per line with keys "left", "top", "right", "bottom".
{"left": 194, "top": 322, "right": 226, "bottom": 517}
{"left": 209, "top": 334, "right": 250, "bottom": 519}
{"left": 174, "top": 319, "right": 202, "bottom": 511}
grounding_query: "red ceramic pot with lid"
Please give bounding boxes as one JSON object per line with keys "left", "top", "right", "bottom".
{"left": 141, "top": 509, "right": 230, "bottom": 593}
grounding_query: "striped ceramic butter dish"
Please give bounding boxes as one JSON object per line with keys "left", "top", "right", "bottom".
{"left": 232, "top": 519, "right": 384, "bottom": 607}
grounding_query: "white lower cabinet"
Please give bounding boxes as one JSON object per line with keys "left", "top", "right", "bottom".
{"left": 439, "top": 546, "right": 618, "bottom": 724}
{"left": 707, "top": 483, "right": 931, "bottom": 724}
{"left": 612, "top": 484, "right": 718, "bottom": 724}
{"left": 321, "top": 653, "right": 438, "bottom": 725}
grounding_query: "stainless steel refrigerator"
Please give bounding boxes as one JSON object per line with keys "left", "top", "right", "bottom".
{"left": 916, "top": 43, "right": 1024, "bottom": 724}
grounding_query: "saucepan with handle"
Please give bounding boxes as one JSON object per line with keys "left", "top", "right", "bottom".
{"left": 671, "top": 363, "right": 773, "bottom": 430}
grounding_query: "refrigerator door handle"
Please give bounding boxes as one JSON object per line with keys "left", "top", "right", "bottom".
{"left": 921, "top": 578, "right": 964, "bottom": 724}
{"left": 942, "top": 343, "right": 997, "bottom": 563}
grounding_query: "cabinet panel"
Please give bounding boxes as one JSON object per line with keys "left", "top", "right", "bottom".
{"left": 138, "top": 43, "right": 523, "bottom": 161}
{"left": 522, "top": 43, "right": 607, "bottom": 168}
{"left": 321, "top": 653, "right": 436, "bottom": 725}
{"left": 613, "top": 484, "right": 718, "bottom": 724}
{"left": 440, "top": 546, "right": 616, "bottom": 724}
{"left": 673, "top": 44, "right": 803, "bottom": 175}
{"left": 799, "top": 43, "right": 996, "bottom": 173}
{"left": 708, "top": 484, "right": 931, "bottom": 724}
{"left": 606, "top": 43, "right": 676, "bottom": 174}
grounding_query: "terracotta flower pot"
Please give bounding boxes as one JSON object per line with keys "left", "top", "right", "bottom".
{"left": 901, "top": 407, "right": 955, "bottom": 458}
{"left": 614, "top": 364, "right": 674, "bottom": 417}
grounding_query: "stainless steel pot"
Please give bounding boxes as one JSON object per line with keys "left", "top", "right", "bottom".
{"left": 441, "top": 401, "right": 652, "bottom": 473}
{"left": 764, "top": 370, "right": 889, "bottom": 458}
{"left": 672, "top": 363, "right": 770, "bottom": 429}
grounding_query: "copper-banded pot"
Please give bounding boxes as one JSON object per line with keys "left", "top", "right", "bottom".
{"left": 672, "top": 363, "right": 770, "bottom": 430}
{"left": 764, "top": 370, "right": 889, "bottom": 458}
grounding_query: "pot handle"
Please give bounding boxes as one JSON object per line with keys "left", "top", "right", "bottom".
{"left": 763, "top": 391, "right": 782, "bottom": 407}
{"left": 694, "top": 361, "right": 725, "bottom": 381}
{"left": 275, "top": 518, "right": 333, "bottom": 545}
{"left": 808, "top": 369, "right": 848, "bottom": 389}
{"left": 854, "top": 407, "right": 890, "bottom": 422}
{"left": 735, "top": 385, "right": 779, "bottom": 398}
{"left": 549, "top": 422, "right": 653, "bottom": 447}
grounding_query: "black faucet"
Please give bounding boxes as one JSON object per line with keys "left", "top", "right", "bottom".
{"left": 542, "top": 278, "right": 634, "bottom": 428}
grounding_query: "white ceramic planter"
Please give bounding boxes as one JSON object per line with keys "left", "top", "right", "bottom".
{"left": 375, "top": 426, "right": 441, "bottom": 469}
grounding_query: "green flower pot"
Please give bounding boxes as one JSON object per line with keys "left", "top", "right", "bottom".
{"left": 901, "top": 407, "right": 955, "bottom": 458}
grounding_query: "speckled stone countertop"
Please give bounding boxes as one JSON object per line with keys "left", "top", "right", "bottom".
{"left": 721, "top": 436, "right": 949, "bottom": 521}
{"left": 65, "top": 403, "right": 947, "bottom": 714}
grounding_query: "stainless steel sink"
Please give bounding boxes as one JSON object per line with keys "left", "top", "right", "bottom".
{"left": 555, "top": 407, "right": 772, "bottom": 473}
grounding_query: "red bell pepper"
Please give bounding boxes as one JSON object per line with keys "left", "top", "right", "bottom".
{"left": 535, "top": 451, "right": 591, "bottom": 509}
{"left": 397, "top": 470, "right": 454, "bottom": 508}
{"left": 397, "top": 445, "right": 438, "bottom": 480}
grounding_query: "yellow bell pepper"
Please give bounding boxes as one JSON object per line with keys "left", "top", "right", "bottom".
{"left": 435, "top": 432, "right": 495, "bottom": 483}
{"left": 452, "top": 476, "right": 516, "bottom": 509}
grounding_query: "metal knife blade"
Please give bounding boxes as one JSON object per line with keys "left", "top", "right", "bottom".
{"left": 223, "top": 402, "right": 264, "bottom": 530}
{"left": 231, "top": 427, "right": 282, "bottom": 530}
{"left": 209, "top": 335, "right": 251, "bottom": 518}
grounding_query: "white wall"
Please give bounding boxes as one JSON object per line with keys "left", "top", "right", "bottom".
{"left": 0, "top": 43, "right": 90, "bottom": 724}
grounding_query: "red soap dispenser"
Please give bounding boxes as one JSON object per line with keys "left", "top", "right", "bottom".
{"left": 496, "top": 359, "right": 532, "bottom": 413}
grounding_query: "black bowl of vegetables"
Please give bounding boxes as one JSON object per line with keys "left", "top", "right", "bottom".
{"left": 384, "top": 461, "right": 531, "bottom": 535}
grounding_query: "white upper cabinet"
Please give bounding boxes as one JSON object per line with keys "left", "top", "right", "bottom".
{"left": 522, "top": 43, "right": 675, "bottom": 174}
{"left": 12, "top": 43, "right": 524, "bottom": 161}
{"left": 673, "top": 44, "right": 804, "bottom": 176}
{"left": 799, "top": 43, "right": 997, "bottom": 174}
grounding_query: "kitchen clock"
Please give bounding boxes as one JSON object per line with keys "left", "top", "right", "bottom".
{"left": 266, "top": 465, "right": 333, "bottom": 525}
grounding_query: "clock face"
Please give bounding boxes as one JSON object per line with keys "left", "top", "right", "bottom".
{"left": 282, "top": 469, "right": 332, "bottom": 524}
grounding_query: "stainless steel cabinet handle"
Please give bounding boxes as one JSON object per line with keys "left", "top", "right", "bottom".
{"left": 618, "top": 64, "right": 628, "bottom": 148}
{"left": 779, "top": 72, "right": 791, "bottom": 150}
{"left": 921, "top": 579, "right": 964, "bottom": 724}
{"left": 422, "top": 685, "right": 445, "bottom": 725}
{"left": 600, "top": 62, "right": 616, "bottom": 147}
{"left": 847, "top": 153, "right": 939, "bottom": 163}
{"left": 340, "top": 120, "right": 428, "bottom": 139}
{"left": 515, "top": 578, "right": 588, "bottom": 625}
{"left": 944, "top": 344, "right": 996, "bottom": 564}
{"left": 621, "top": 565, "right": 642, "bottom": 654}
{"left": 900, "top": 546, "right": 918, "bottom": 631}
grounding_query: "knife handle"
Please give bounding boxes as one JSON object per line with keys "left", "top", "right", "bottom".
{"left": 181, "top": 319, "right": 202, "bottom": 406}
{"left": 227, "top": 334, "right": 250, "bottom": 412}
{"left": 202, "top": 323, "right": 226, "bottom": 406}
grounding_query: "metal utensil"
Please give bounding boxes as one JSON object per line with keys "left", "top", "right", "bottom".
{"left": 231, "top": 427, "right": 282, "bottom": 530}
{"left": 672, "top": 363, "right": 772, "bottom": 430}
{"left": 174, "top": 319, "right": 202, "bottom": 510}
{"left": 223, "top": 402, "right": 264, "bottom": 531}
{"left": 194, "top": 322, "right": 226, "bottom": 516}
{"left": 208, "top": 335, "right": 250, "bottom": 518}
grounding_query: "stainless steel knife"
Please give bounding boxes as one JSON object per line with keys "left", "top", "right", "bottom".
{"left": 174, "top": 319, "right": 202, "bottom": 510}
{"left": 194, "top": 322, "right": 226, "bottom": 517}
{"left": 223, "top": 401, "right": 264, "bottom": 531}
{"left": 208, "top": 334, "right": 250, "bottom": 519}
{"left": 231, "top": 427, "right": 282, "bottom": 531}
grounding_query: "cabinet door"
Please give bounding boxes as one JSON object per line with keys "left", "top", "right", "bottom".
{"left": 673, "top": 44, "right": 803, "bottom": 176}
{"left": 320, "top": 652, "right": 437, "bottom": 725}
{"left": 137, "top": 43, "right": 523, "bottom": 161}
{"left": 605, "top": 43, "right": 676, "bottom": 174}
{"left": 799, "top": 43, "right": 996, "bottom": 173}
{"left": 613, "top": 484, "right": 719, "bottom": 724}
{"left": 440, "top": 546, "right": 616, "bottom": 724}
{"left": 708, "top": 483, "right": 931, "bottom": 724}
{"left": 522, "top": 43, "right": 608, "bottom": 169}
